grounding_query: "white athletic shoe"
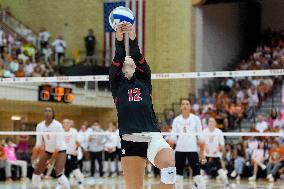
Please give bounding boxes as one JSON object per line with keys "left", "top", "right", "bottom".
{"left": 224, "top": 184, "right": 233, "bottom": 189}
{"left": 236, "top": 175, "right": 240, "bottom": 181}
{"left": 260, "top": 164, "right": 266, "bottom": 170}
{"left": 55, "top": 184, "right": 62, "bottom": 189}
{"left": 230, "top": 170, "right": 237, "bottom": 178}
{"left": 110, "top": 172, "right": 117, "bottom": 178}
{"left": 268, "top": 176, "right": 274, "bottom": 182}
{"left": 147, "top": 172, "right": 154, "bottom": 178}
{"left": 77, "top": 184, "right": 84, "bottom": 189}
{"left": 267, "top": 174, "right": 273, "bottom": 179}
{"left": 248, "top": 175, "right": 256, "bottom": 181}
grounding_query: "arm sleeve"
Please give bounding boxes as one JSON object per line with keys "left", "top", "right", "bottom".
{"left": 129, "top": 38, "right": 151, "bottom": 84}
{"left": 109, "top": 39, "right": 126, "bottom": 99}
{"left": 35, "top": 125, "right": 43, "bottom": 147}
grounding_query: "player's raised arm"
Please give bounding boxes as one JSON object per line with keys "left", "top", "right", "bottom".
{"left": 109, "top": 23, "right": 126, "bottom": 86}
{"left": 127, "top": 24, "right": 151, "bottom": 82}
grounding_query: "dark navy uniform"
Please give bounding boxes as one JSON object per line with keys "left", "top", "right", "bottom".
{"left": 109, "top": 38, "right": 160, "bottom": 157}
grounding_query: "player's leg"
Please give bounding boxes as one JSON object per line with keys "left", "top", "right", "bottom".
{"left": 121, "top": 139, "right": 148, "bottom": 189}
{"left": 103, "top": 151, "right": 110, "bottom": 177}
{"left": 32, "top": 152, "right": 51, "bottom": 189}
{"left": 175, "top": 152, "right": 186, "bottom": 182}
{"left": 54, "top": 152, "right": 70, "bottom": 189}
{"left": 147, "top": 133, "right": 176, "bottom": 189}
{"left": 110, "top": 151, "right": 117, "bottom": 177}
{"left": 70, "top": 155, "right": 84, "bottom": 189}
{"left": 215, "top": 158, "right": 231, "bottom": 188}
{"left": 122, "top": 156, "right": 146, "bottom": 189}
{"left": 154, "top": 148, "right": 175, "bottom": 189}
{"left": 188, "top": 152, "right": 206, "bottom": 189}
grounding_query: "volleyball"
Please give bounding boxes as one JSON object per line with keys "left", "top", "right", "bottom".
{"left": 109, "top": 6, "right": 135, "bottom": 31}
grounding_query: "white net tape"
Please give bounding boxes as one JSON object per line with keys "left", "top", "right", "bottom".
{"left": 0, "top": 131, "right": 283, "bottom": 137}
{"left": 0, "top": 69, "right": 283, "bottom": 83}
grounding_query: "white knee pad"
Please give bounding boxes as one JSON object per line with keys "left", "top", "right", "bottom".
{"left": 160, "top": 167, "right": 176, "bottom": 184}
{"left": 193, "top": 175, "right": 206, "bottom": 189}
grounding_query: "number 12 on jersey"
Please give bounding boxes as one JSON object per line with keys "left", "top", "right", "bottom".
{"left": 128, "top": 88, "right": 143, "bottom": 102}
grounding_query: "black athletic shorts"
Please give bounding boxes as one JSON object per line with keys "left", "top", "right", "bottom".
{"left": 121, "top": 139, "right": 148, "bottom": 158}
{"left": 175, "top": 151, "right": 201, "bottom": 176}
{"left": 65, "top": 154, "right": 79, "bottom": 177}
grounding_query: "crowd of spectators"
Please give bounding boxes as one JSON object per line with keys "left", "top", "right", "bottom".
{"left": 163, "top": 30, "right": 284, "bottom": 132}
{"left": 0, "top": 24, "right": 97, "bottom": 78}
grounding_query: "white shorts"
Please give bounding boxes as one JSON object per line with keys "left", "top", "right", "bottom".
{"left": 147, "top": 132, "right": 171, "bottom": 166}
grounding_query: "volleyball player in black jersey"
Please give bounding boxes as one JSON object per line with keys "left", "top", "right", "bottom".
{"left": 109, "top": 22, "right": 176, "bottom": 189}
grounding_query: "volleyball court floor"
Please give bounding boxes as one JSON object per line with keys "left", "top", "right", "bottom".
{"left": 0, "top": 177, "right": 283, "bottom": 189}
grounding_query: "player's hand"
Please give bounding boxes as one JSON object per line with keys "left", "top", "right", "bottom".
{"left": 199, "top": 153, "right": 207, "bottom": 164}
{"left": 116, "top": 22, "right": 125, "bottom": 41}
{"left": 122, "top": 22, "right": 136, "bottom": 40}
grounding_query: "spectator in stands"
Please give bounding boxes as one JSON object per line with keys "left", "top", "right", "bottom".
{"left": 0, "top": 29, "right": 4, "bottom": 58}
{"left": 32, "top": 64, "right": 43, "bottom": 77}
{"left": 266, "top": 140, "right": 284, "bottom": 182}
{"left": 8, "top": 57, "right": 19, "bottom": 74}
{"left": 38, "top": 27, "right": 50, "bottom": 49}
{"left": 24, "top": 59, "right": 36, "bottom": 76}
{"left": 201, "top": 90, "right": 214, "bottom": 105}
{"left": 16, "top": 124, "right": 30, "bottom": 161}
{"left": 231, "top": 143, "right": 247, "bottom": 181}
{"left": 14, "top": 63, "right": 25, "bottom": 77}
{"left": 255, "top": 115, "right": 269, "bottom": 132}
{"left": 42, "top": 44, "right": 53, "bottom": 64}
{"left": 273, "top": 113, "right": 284, "bottom": 130}
{"left": 248, "top": 141, "right": 267, "bottom": 181}
{"left": 84, "top": 29, "right": 96, "bottom": 65}
{"left": 3, "top": 138, "right": 28, "bottom": 181}
{"left": 247, "top": 87, "right": 259, "bottom": 121}
{"left": 0, "top": 143, "right": 12, "bottom": 182}
{"left": 0, "top": 59, "right": 5, "bottom": 77}
{"left": 52, "top": 35, "right": 66, "bottom": 65}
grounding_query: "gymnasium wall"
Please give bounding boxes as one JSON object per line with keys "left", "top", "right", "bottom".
{"left": 0, "top": 100, "right": 116, "bottom": 131}
{"left": 0, "top": 0, "right": 104, "bottom": 62}
{"left": 261, "top": 0, "right": 284, "bottom": 31}
{"left": 192, "top": 2, "right": 245, "bottom": 95}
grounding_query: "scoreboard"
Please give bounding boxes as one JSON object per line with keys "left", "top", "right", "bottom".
{"left": 38, "top": 84, "right": 73, "bottom": 103}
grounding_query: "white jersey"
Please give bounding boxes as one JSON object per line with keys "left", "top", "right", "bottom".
{"left": 104, "top": 131, "right": 119, "bottom": 150}
{"left": 170, "top": 114, "right": 203, "bottom": 152}
{"left": 203, "top": 128, "right": 224, "bottom": 158}
{"left": 115, "top": 129, "right": 121, "bottom": 149}
{"left": 78, "top": 130, "right": 90, "bottom": 150}
{"left": 64, "top": 128, "right": 79, "bottom": 155}
{"left": 36, "top": 119, "right": 66, "bottom": 153}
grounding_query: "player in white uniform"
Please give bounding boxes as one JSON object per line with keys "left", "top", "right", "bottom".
{"left": 32, "top": 107, "right": 70, "bottom": 189}
{"left": 103, "top": 122, "right": 120, "bottom": 177}
{"left": 203, "top": 118, "right": 232, "bottom": 189}
{"left": 62, "top": 119, "right": 84, "bottom": 189}
{"left": 169, "top": 99, "right": 206, "bottom": 189}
